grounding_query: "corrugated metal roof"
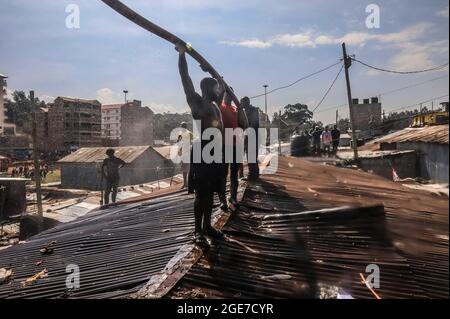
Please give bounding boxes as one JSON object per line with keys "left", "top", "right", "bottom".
{"left": 0, "top": 190, "right": 207, "bottom": 299}
{"left": 58, "top": 146, "right": 151, "bottom": 164}
{"left": 169, "top": 157, "right": 449, "bottom": 299}
{"left": 362, "top": 125, "right": 449, "bottom": 151}
{"left": 154, "top": 146, "right": 174, "bottom": 160}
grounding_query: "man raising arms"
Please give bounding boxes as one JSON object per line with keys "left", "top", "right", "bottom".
{"left": 176, "top": 43, "right": 224, "bottom": 245}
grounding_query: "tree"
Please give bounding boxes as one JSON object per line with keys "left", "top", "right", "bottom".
{"left": 4, "top": 90, "right": 46, "bottom": 130}
{"left": 272, "top": 103, "right": 317, "bottom": 140}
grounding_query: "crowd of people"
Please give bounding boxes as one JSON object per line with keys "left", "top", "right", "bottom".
{"left": 293, "top": 125, "right": 341, "bottom": 157}
{"left": 10, "top": 163, "right": 51, "bottom": 180}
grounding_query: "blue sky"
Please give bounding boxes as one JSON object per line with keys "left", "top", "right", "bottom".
{"left": 0, "top": 0, "right": 448, "bottom": 124}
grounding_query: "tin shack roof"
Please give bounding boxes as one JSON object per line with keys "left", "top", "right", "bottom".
{"left": 58, "top": 146, "right": 152, "bottom": 164}
{"left": 361, "top": 124, "right": 449, "bottom": 151}
{"left": 169, "top": 156, "right": 449, "bottom": 299}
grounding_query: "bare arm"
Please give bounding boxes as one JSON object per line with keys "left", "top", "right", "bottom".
{"left": 177, "top": 45, "right": 198, "bottom": 107}
{"left": 238, "top": 105, "right": 249, "bottom": 129}
{"left": 101, "top": 161, "right": 107, "bottom": 178}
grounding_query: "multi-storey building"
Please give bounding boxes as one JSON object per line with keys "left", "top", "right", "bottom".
{"left": 102, "top": 100, "right": 154, "bottom": 146}
{"left": 48, "top": 97, "right": 102, "bottom": 151}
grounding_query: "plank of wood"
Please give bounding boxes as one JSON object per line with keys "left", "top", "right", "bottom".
{"left": 100, "top": 0, "right": 241, "bottom": 106}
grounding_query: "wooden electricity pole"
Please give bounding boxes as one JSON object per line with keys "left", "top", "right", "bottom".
{"left": 342, "top": 43, "right": 359, "bottom": 161}
{"left": 30, "top": 91, "right": 43, "bottom": 229}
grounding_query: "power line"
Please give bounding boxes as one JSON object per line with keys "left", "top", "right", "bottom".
{"left": 379, "top": 75, "right": 449, "bottom": 97}
{"left": 352, "top": 58, "right": 450, "bottom": 75}
{"left": 250, "top": 60, "right": 342, "bottom": 99}
{"left": 314, "top": 75, "right": 450, "bottom": 114}
{"left": 387, "top": 94, "right": 449, "bottom": 114}
{"left": 312, "top": 64, "right": 344, "bottom": 113}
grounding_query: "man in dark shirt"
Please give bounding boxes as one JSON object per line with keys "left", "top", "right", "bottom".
{"left": 310, "top": 126, "right": 323, "bottom": 157}
{"left": 241, "top": 97, "right": 260, "bottom": 181}
{"left": 331, "top": 125, "right": 341, "bottom": 154}
{"left": 101, "top": 148, "right": 126, "bottom": 205}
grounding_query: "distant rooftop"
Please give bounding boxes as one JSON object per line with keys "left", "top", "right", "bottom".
{"left": 362, "top": 125, "right": 449, "bottom": 152}
{"left": 55, "top": 96, "right": 101, "bottom": 105}
{"left": 58, "top": 146, "right": 152, "bottom": 164}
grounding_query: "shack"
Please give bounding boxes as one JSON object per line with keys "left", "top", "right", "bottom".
{"left": 360, "top": 124, "right": 449, "bottom": 183}
{"left": 58, "top": 146, "right": 176, "bottom": 190}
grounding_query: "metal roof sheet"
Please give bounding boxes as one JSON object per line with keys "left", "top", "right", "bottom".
{"left": 0, "top": 190, "right": 200, "bottom": 299}
{"left": 362, "top": 125, "right": 449, "bottom": 151}
{"left": 58, "top": 146, "right": 151, "bottom": 164}
{"left": 170, "top": 157, "right": 449, "bottom": 299}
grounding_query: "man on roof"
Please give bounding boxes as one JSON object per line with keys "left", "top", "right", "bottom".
{"left": 102, "top": 148, "right": 126, "bottom": 205}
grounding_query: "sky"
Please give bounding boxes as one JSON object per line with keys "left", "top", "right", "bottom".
{"left": 0, "top": 0, "right": 449, "bottom": 124}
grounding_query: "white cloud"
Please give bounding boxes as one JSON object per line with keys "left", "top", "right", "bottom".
{"left": 387, "top": 40, "right": 449, "bottom": 72}
{"left": 95, "top": 88, "right": 123, "bottom": 105}
{"left": 221, "top": 22, "right": 448, "bottom": 76}
{"left": 39, "top": 94, "right": 55, "bottom": 103}
{"left": 220, "top": 39, "right": 272, "bottom": 49}
{"left": 437, "top": 5, "right": 449, "bottom": 18}
{"left": 220, "top": 22, "right": 433, "bottom": 49}
{"left": 272, "top": 33, "right": 316, "bottom": 48}
{"left": 147, "top": 102, "right": 187, "bottom": 114}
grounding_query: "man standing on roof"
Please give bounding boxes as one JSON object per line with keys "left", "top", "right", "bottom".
{"left": 177, "top": 122, "right": 193, "bottom": 189}
{"left": 218, "top": 87, "right": 248, "bottom": 209}
{"left": 102, "top": 148, "right": 126, "bottom": 205}
{"left": 241, "top": 97, "right": 260, "bottom": 181}
{"left": 176, "top": 43, "right": 225, "bottom": 245}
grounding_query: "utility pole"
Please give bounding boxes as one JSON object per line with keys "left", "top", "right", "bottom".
{"left": 30, "top": 91, "right": 43, "bottom": 230}
{"left": 342, "top": 43, "right": 359, "bottom": 161}
{"left": 123, "top": 90, "right": 128, "bottom": 104}
{"left": 336, "top": 110, "right": 339, "bottom": 126}
{"left": 263, "top": 84, "right": 269, "bottom": 146}
{"left": 278, "top": 110, "right": 282, "bottom": 155}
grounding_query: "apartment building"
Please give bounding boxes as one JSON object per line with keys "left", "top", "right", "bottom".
{"left": 47, "top": 97, "right": 102, "bottom": 151}
{"left": 102, "top": 100, "right": 154, "bottom": 146}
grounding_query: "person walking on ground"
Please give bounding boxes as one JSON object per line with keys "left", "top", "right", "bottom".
{"left": 331, "top": 125, "right": 341, "bottom": 155}
{"left": 101, "top": 148, "right": 126, "bottom": 205}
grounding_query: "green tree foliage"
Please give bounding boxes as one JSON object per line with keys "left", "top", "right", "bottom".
{"left": 4, "top": 90, "right": 46, "bottom": 130}
{"left": 272, "top": 103, "right": 317, "bottom": 140}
